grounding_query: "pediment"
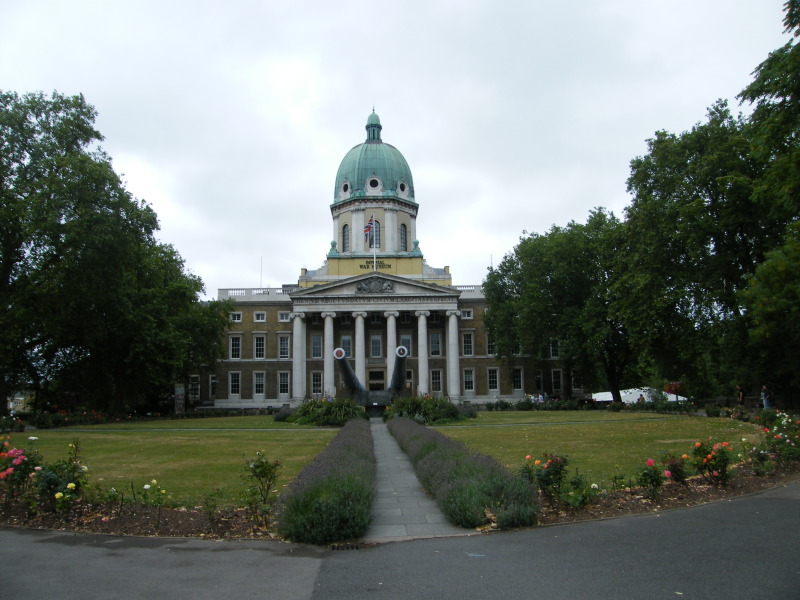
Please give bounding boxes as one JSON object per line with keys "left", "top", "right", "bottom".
{"left": 291, "top": 273, "right": 459, "bottom": 300}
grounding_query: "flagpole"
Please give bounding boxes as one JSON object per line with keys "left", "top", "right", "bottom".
{"left": 372, "top": 213, "right": 376, "bottom": 272}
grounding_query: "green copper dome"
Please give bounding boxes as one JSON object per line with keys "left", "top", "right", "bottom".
{"left": 333, "top": 111, "right": 415, "bottom": 204}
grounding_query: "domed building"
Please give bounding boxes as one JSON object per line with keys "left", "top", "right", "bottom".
{"left": 199, "top": 113, "right": 568, "bottom": 409}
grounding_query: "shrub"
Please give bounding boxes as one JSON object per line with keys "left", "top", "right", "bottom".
{"left": 387, "top": 417, "right": 537, "bottom": 528}
{"left": 274, "top": 419, "right": 374, "bottom": 544}
{"left": 521, "top": 453, "right": 569, "bottom": 503}
{"left": 705, "top": 404, "right": 722, "bottom": 418}
{"left": 291, "top": 397, "right": 366, "bottom": 427}
{"left": 661, "top": 451, "right": 690, "bottom": 486}
{"left": 637, "top": 458, "right": 665, "bottom": 501}
{"left": 385, "top": 396, "right": 461, "bottom": 424}
{"left": 272, "top": 406, "right": 294, "bottom": 422}
{"left": 762, "top": 412, "right": 800, "bottom": 468}
{"left": 692, "top": 439, "right": 734, "bottom": 485}
{"left": 241, "top": 452, "right": 281, "bottom": 526}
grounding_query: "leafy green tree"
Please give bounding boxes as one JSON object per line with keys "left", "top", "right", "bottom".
{"left": 485, "top": 209, "right": 637, "bottom": 401}
{"left": 0, "top": 90, "right": 229, "bottom": 415}
{"left": 740, "top": 222, "right": 800, "bottom": 406}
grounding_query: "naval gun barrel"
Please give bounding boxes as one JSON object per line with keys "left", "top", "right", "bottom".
{"left": 388, "top": 345, "right": 408, "bottom": 394}
{"left": 333, "top": 347, "right": 367, "bottom": 403}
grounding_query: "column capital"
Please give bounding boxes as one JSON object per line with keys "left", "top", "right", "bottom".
{"left": 446, "top": 310, "right": 462, "bottom": 318}
{"left": 352, "top": 311, "right": 368, "bottom": 319}
{"left": 384, "top": 311, "right": 400, "bottom": 318}
{"left": 320, "top": 311, "right": 337, "bottom": 319}
{"left": 289, "top": 312, "right": 305, "bottom": 320}
{"left": 415, "top": 310, "right": 430, "bottom": 318}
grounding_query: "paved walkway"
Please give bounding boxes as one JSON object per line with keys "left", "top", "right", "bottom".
{"left": 360, "top": 418, "right": 471, "bottom": 544}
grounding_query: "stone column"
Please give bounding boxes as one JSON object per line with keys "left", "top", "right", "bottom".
{"left": 290, "top": 312, "right": 306, "bottom": 401}
{"left": 353, "top": 209, "right": 366, "bottom": 253}
{"left": 385, "top": 208, "right": 397, "bottom": 252}
{"left": 447, "top": 310, "right": 461, "bottom": 401}
{"left": 415, "top": 310, "right": 430, "bottom": 395}
{"left": 321, "top": 312, "right": 336, "bottom": 396}
{"left": 384, "top": 311, "right": 399, "bottom": 384}
{"left": 353, "top": 311, "right": 367, "bottom": 387}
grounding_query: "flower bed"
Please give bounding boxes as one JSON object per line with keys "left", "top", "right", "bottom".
{"left": 387, "top": 417, "right": 537, "bottom": 528}
{"left": 273, "top": 418, "right": 374, "bottom": 544}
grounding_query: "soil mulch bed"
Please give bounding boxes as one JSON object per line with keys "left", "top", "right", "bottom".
{"left": 2, "top": 465, "right": 798, "bottom": 540}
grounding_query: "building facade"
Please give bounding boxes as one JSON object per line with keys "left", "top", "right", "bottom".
{"left": 203, "top": 113, "right": 568, "bottom": 409}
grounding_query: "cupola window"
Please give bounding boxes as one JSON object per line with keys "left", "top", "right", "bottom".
{"left": 400, "top": 224, "right": 408, "bottom": 251}
{"left": 369, "top": 178, "right": 379, "bottom": 188}
{"left": 342, "top": 224, "right": 350, "bottom": 252}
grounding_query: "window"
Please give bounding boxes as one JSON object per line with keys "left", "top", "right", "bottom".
{"left": 229, "top": 336, "right": 241, "bottom": 359}
{"left": 254, "top": 335, "right": 265, "bottom": 359}
{"left": 429, "top": 312, "right": 441, "bottom": 323}
{"left": 461, "top": 308, "right": 473, "bottom": 320}
{"left": 340, "top": 335, "right": 352, "bottom": 358}
{"left": 400, "top": 311, "right": 412, "bottom": 325}
{"left": 311, "top": 335, "right": 322, "bottom": 359}
{"left": 230, "top": 312, "right": 242, "bottom": 323}
{"left": 431, "top": 370, "right": 442, "bottom": 393}
{"left": 278, "top": 312, "right": 290, "bottom": 322}
{"left": 463, "top": 369, "right": 474, "bottom": 392}
{"left": 370, "top": 334, "right": 382, "bottom": 358}
{"left": 278, "top": 372, "right": 289, "bottom": 395}
{"left": 512, "top": 367, "right": 523, "bottom": 390}
{"left": 400, "top": 223, "right": 407, "bottom": 251}
{"left": 430, "top": 332, "right": 441, "bottom": 357}
{"left": 370, "top": 312, "right": 382, "bottom": 325}
{"left": 462, "top": 332, "right": 473, "bottom": 356}
{"left": 368, "top": 220, "right": 381, "bottom": 249}
{"left": 254, "top": 372, "right": 265, "bottom": 396}
{"left": 340, "top": 313, "right": 352, "bottom": 324}
{"left": 550, "top": 339, "right": 559, "bottom": 358}
{"left": 280, "top": 335, "right": 291, "bottom": 359}
{"left": 229, "top": 372, "right": 240, "bottom": 396}
{"left": 342, "top": 224, "right": 350, "bottom": 252}
{"left": 209, "top": 375, "right": 217, "bottom": 399}
{"left": 400, "top": 334, "right": 412, "bottom": 357}
{"left": 488, "top": 368, "right": 499, "bottom": 391}
{"left": 552, "top": 369, "right": 563, "bottom": 393}
{"left": 189, "top": 375, "right": 200, "bottom": 401}
{"left": 487, "top": 336, "right": 496, "bottom": 355}
{"left": 311, "top": 372, "right": 322, "bottom": 395}
{"left": 254, "top": 311, "right": 266, "bottom": 322}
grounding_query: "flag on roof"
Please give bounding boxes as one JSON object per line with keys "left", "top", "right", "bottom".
{"left": 364, "top": 216, "right": 374, "bottom": 242}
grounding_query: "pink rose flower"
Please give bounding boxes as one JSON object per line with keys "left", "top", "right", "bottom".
{"left": 664, "top": 470, "right": 672, "bottom": 478}
{"left": 646, "top": 458, "right": 655, "bottom": 467}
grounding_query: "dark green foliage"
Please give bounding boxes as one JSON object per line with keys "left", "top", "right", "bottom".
{"left": 290, "top": 397, "right": 367, "bottom": 426}
{"left": 383, "top": 396, "right": 461, "bottom": 424}
{"left": 0, "top": 90, "right": 231, "bottom": 416}
{"left": 274, "top": 419, "right": 374, "bottom": 544}
{"left": 387, "top": 417, "right": 537, "bottom": 528}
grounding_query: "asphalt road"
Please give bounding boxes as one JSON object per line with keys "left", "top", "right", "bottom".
{"left": 3, "top": 480, "right": 798, "bottom": 600}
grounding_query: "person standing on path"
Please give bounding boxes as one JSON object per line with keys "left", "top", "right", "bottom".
{"left": 761, "top": 384, "right": 773, "bottom": 409}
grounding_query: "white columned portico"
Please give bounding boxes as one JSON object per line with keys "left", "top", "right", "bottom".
{"left": 290, "top": 312, "right": 306, "bottom": 401}
{"left": 447, "top": 310, "right": 461, "bottom": 401}
{"left": 415, "top": 310, "right": 430, "bottom": 395}
{"left": 353, "top": 311, "right": 367, "bottom": 386}
{"left": 385, "top": 311, "right": 399, "bottom": 384}
{"left": 321, "top": 312, "right": 336, "bottom": 396}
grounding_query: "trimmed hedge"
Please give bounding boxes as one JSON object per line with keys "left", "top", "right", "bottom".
{"left": 387, "top": 417, "right": 537, "bottom": 529}
{"left": 274, "top": 418, "right": 375, "bottom": 544}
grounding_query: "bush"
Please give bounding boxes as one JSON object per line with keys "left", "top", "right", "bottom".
{"left": 637, "top": 459, "right": 665, "bottom": 501}
{"left": 384, "top": 396, "right": 461, "bottom": 424}
{"left": 274, "top": 419, "right": 374, "bottom": 544}
{"left": 692, "top": 439, "right": 734, "bottom": 485}
{"left": 661, "top": 451, "right": 690, "bottom": 486}
{"left": 387, "top": 417, "right": 537, "bottom": 528}
{"left": 291, "top": 397, "right": 367, "bottom": 427}
{"left": 521, "top": 453, "right": 570, "bottom": 503}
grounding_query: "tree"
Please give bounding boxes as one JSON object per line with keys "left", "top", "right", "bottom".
{"left": 484, "top": 209, "right": 637, "bottom": 402}
{"left": 740, "top": 222, "right": 800, "bottom": 407}
{"left": 0, "top": 91, "right": 229, "bottom": 415}
{"left": 620, "top": 101, "right": 784, "bottom": 397}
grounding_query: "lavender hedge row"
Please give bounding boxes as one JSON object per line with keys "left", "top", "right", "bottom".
{"left": 387, "top": 417, "right": 538, "bottom": 528}
{"left": 274, "top": 418, "right": 375, "bottom": 544}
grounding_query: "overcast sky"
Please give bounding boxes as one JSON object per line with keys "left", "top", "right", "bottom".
{"left": 1, "top": 1, "right": 791, "bottom": 298}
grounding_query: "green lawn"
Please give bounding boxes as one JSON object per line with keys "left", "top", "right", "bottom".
{"left": 7, "top": 412, "right": 763, "bottom": 506}
{"left": 9, "top": 417, "right": 336, "bottom": 506}
{"left": 436, "top": 411, "right": 762, "bottom": 485}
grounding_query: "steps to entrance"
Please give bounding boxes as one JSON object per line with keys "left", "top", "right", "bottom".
{"left": 360, "top": 418, "right": 472, "bottom": 544}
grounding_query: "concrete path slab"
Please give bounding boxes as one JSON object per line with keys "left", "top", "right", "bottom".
{"left": 360, "top": 418, "right": 472, "bottom": 544}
